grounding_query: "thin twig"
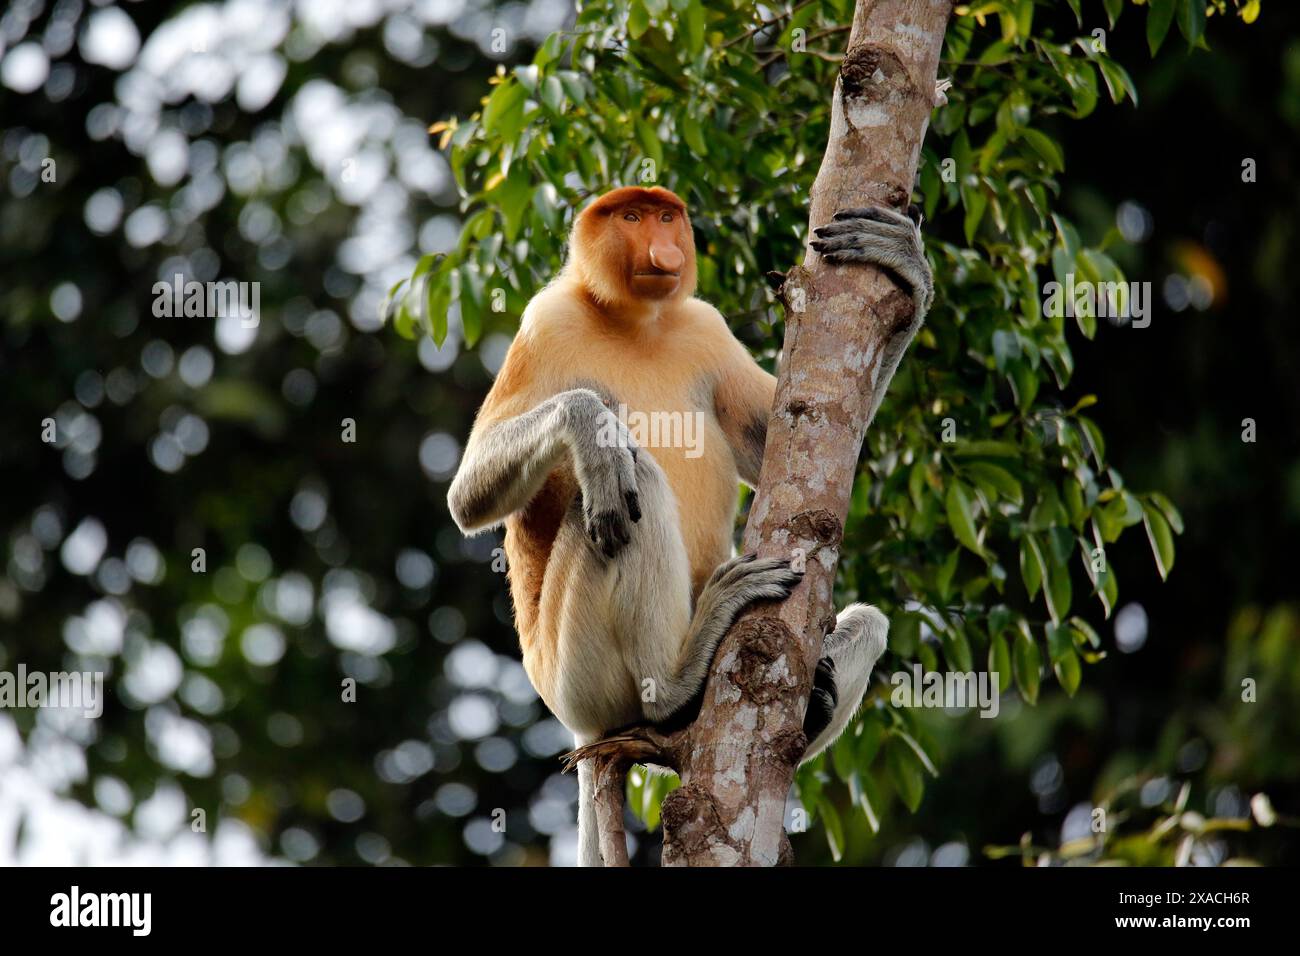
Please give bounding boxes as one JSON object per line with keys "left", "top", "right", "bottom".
{"left": 723, "top": 0, "right": 821, "bottom": 48}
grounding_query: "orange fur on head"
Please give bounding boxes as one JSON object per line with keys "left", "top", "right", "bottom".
{"left": 566, "top": 186, "right": 697, "bottom": 311}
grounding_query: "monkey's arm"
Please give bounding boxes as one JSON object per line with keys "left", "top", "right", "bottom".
{"left": 714, "top": 343, "right": 777, "bottom": 488}
{"left": 448, "top": 387, "right": 642, "bottom": 557}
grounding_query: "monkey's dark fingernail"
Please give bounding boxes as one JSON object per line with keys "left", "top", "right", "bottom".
{"left": 626, "top": 492, "right": 641, "bottom": 522}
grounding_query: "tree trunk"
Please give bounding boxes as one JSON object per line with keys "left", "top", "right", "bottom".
{"left": 658, "top": 0, "right": 953, "bottom": 867}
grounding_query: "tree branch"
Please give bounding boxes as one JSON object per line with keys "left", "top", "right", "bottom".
{"left": 659, "top": 0, "right": 954, "bottom": 867}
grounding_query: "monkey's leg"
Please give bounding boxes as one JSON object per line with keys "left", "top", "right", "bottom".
{"left": 638, "top": 551, "right": 803, "bottom": 724}
{"left": 552, "top": 453, "right": 798, "bottom": 862}
{"left": 574, "top": 734, "right": 603, "bottom": 867}
{"left": 585, "top": 452, "right": 802, "bottom": 724}
{"left": 810, "top": 205, "right": 934, "bottom": 318}
{"left": 801, "top": 604, "right": 889, "bottom": 762}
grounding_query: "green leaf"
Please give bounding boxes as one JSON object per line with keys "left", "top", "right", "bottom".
{"left": 952, "top": 440, "right": 1021, "bottom": 458}
{"left": 966, "top": 461, "right": 1023, "bottom": 506}
{"left": 1020, "top": 535, "right": 1042, "bottom": 600}
{"left": 628, "top": 0, "right": 650, "bottom": 39}
{"left": 1177, "top": 0, "right": 1206, "bottom": 48}
{"left": 427, "top": 268, "right": 450, "bottom": 345}
{"left": 635, "top": 118, "right": 664, "bottom": 168}
{"left": 1148, "top": 492, "right": 1185, "bottom": 534}
{"left": 886, "top": 736, "right": 925, "bottom": 813}
{"left": 680, "top": 112, "right": 707, "bottom": 155}
{"left": 1097, "top": 59, "right": 1138, "bottom": 106}
{"left": 683, "top": 0, "right": 705, "bottom": 56}
{"left": 540, "top": 75, "right": 564, "bottom": 113}
{"left": 941, "top": 624, "right": 973, "bottom": 673}
{"left": 946, "top": 481, "right": 984, "bottom": 557}
{"left": 1021, "top": 128, "right": 1064, "bottom": 171}
{"left": 962, "top": 185, "right": 988, "bottom": 244}
{"left": 1053, "top": 213, "right": 1082, "bottom": 260}
{"left": 1147, "top": 0, "right": 1177, "bottom": 55}
{"left": 894, "top": 729, "right": 939, "bottom": 778}
{"left": 1044, "top": 549, "right": 1073, "bottom": 625}
{"left": 989, "top": 633, "right": 1012, "bottom": 694}
{"left": 534, "top": 31, "right": 563, "bottom": 68}
{"left": 481, "top": 80, "right": 528, "bottom": 140}
{"left": 1046, "top": 622, "right": 1072, "bottom": 663}
{"left": 857, "top": 716, "right": 884, "bottom": 768}
{"left": 936, "top": 547, "right": 960, "bottom": 602}
{"left": 831, "top": 729, "right": 856, "bottom": 783}
{"left": 558, "top": 71, "right": 586, "bottom": 105}
{"left": 1013, "top": 629, "right": 1041, "bottom": 705}
{"left": 1096, "top": 556, "right": 1118, "bottom": 619}
{"left": 849, "top": 770, "right": 880, "bottom": 834}
{"left": 491, "top": 167, "right": 533, "bottom": 243}
{"left": 1054, "top": 648, "right": 1082, "bottom": 696}
{"left": 1143, "top": 504, "right": 1176, "bottom": 580}
{"left": 991, "top": 328, "right": 1020, "bottom": 372}
{"left": 817, "top": 797, "right": 845, "bottom": 862}
{"left": 514, "top": 64, "right": 539, "bottom": 93}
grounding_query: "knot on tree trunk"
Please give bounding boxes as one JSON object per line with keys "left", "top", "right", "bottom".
{"left": 785, "top": 397, "right": 823, "bottom": 424}
{"left": 661, "top": 783, "right": 731, "bottom": 863}
{"left": 840, "top": 43, "right": 916, "bottom": 104}
{"left": 731, "top": 617, "right": 801, "bottom": 701}
{"left": 789, "top": 508, "right": 843, "bottom": 548}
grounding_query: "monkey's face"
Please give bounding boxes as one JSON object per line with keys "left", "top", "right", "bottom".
{"left": 615, "top": 205, "right": 687, "bottom": 300}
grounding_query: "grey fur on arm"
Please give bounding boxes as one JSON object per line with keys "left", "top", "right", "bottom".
{"left": 447, "top": 388, "right": 642, "bottom": 558}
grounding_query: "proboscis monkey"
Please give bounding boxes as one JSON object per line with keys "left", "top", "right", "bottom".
{"left": 448, "top": 186, "right": 933, "bottom": 865}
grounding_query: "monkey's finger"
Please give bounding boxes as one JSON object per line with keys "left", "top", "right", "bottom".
{"left": 815, "top": 219, "right": 913, "bottom": 241}
{"left": 831, "top": 205, "right": 911, "bottom": 226}
{"left": 810, "top": 236, "right": 866, "bottom": 256}
{"left": 626, "top": 490, "right": 642, "bottom": 523}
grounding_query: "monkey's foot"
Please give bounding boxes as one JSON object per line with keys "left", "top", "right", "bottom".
{"left": 810, "top": 205, "right": 933, "bottom": 316}
{"left": 562, "top": 725, "right": 680, "bottom": 774}
{"left": 802, "top": 654, "right": 838, "bottom": 743}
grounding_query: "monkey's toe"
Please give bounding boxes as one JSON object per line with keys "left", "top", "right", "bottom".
{"left": 803, "top": 656, "right": 838, "bottom": 743}
{"left": 831, "top": 205, "right": 912, "bottom": 226}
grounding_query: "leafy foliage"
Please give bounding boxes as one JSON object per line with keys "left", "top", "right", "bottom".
{"left": 399, "top": 0, "right": 1262, "bottom": 853}
{"left": 987, "top": 604, "right": 1300, "bottom": 865}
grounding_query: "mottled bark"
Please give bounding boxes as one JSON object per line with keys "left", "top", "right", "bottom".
{"left": 659, "top": 0, "right": 953, "bottom": 867}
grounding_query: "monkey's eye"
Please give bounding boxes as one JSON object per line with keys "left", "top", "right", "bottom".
{"left": 623, "top": 212, "right": 640, "bottom": 223}
{"left": 660, "top": 212, "right": 673, "bottom": 223}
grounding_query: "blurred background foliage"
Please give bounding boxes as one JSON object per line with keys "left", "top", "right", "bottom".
{"left": 0, "top": 0, "right": 1296, "bottom": 866}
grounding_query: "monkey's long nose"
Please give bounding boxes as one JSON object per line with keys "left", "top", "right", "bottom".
{"left": 649, "top": 243, "right": 684, "bottom": 274}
